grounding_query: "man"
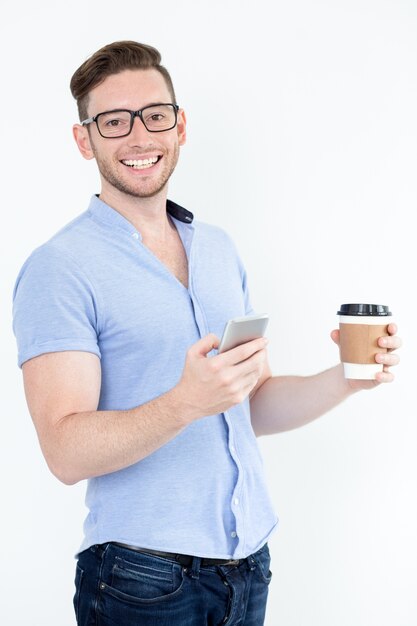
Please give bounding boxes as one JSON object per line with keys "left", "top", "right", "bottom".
{"left": 12, "top": 41, "right": 401, "bottom": 626}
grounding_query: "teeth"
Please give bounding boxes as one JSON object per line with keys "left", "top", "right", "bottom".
{"left": 122, "top": 157, "right": 159, "bottom": 169}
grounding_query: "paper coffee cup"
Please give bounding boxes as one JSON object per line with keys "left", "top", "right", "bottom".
{"left": 337, "top": 304, "right": 392, "bottom": 380}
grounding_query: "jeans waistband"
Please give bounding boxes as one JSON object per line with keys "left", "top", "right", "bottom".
{"left": 111, "top": 542, "right": 242, "bottom": 567}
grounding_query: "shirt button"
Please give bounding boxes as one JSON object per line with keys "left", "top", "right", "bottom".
{"left": 234, "top": 498, "right": 239, "bottom": 506}
{"left": 230, "top": 446, "right": 236, "bottom": 453}
{"left": 132, "top": 232, "right": 139, "bottom": 240}
{"left": 231, "top": 531, "right": 237, "bottom": 538}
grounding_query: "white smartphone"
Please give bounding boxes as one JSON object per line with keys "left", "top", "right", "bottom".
{"left": 218, "top": 314, "right": 269, "bottom": 353}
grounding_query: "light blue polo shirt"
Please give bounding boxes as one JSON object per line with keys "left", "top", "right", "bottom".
{"left": 13, "top": 195, "right": 278, "bottom": 559}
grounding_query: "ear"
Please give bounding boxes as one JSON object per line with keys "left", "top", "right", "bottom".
{"left": 72, "top": 124, "right": 96, "bottom": 160}
{"left": 177, "top": 109, "right": 187, "bottom": 146}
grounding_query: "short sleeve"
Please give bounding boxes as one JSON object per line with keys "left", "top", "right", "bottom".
{"left": 12, "top": 244, "right": 101, "bottom": 368}
{"left": 239, "top": 259, "right": 255, "bottom": 317}
{"left": 222, "top": 230, "right": 255, "bottom": 317}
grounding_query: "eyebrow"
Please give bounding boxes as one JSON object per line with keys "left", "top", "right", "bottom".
{"left": 104, "top": 101, "right": 174, "bottom": 111}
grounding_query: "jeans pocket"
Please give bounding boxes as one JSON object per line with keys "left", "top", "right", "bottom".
{"left": 252, "top": 545, "right": 273, "bottom": 584}
{"left": 101, "top": 554, "right": 184, "bottom": 604}
{"left": 73, "top": 564, "right": 85, "bottom": 623}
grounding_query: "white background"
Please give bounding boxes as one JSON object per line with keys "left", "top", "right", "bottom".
{"left": 1, "top": 1, "right": 416, "bottom": 624}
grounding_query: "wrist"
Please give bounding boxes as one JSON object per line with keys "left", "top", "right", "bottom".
{"left": 164, "top": 384, "right": 201, "bottom": 426}
{"left": 334, "top": 363, "right": 363, "bottom": 396}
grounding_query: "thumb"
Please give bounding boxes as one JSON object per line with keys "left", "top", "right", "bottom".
{"left": 189, "top": 333, "right": 220, "bottom": 357}
{"left": 330, "top": 329, "right": 340, "bottom": 345}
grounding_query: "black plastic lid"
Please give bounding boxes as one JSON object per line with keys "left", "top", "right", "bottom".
{"left": 337, "top": 303, "right": 391, "bottom": 316}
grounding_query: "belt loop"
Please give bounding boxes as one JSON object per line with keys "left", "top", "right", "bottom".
{"left": 247, "top": 554, "right": 256, "bottom": 571}
{"left": 190, "top": 555, "right": 201, "bottom": 579}
{"left": 93, "top": 543, "right": 105, "bottom": 558}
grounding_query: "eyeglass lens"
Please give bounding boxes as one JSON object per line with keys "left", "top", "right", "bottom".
{"left": 97, "top": 105, "right": 177, "bottom": 137}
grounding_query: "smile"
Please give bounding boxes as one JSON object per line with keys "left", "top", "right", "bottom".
{"left": 121, "top": 156, "right": 161, "bottom": 170}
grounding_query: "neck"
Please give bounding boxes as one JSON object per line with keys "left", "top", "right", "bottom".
{"left": 99, "top": 185, "right": 172, "bottom": 241}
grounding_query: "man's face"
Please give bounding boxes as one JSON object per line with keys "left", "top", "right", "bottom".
{"left": 75, "top": 69, "right": 186, "bottom": 199}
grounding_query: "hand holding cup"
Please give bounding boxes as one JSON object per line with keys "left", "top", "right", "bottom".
{"left": 330, "top": 303, "right": 401, "bottom": 389}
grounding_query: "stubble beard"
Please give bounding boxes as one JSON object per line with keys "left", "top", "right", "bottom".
{"left": 93, "top": 144, "right": 180, "bottom": 199}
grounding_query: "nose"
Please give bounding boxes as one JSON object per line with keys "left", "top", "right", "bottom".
{"left": 127, "top": 113, "right": 151, "bottom": 144}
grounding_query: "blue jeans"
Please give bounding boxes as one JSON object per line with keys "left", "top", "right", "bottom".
{"left": 74, "top": 542, "right": 272, "bottom": 625}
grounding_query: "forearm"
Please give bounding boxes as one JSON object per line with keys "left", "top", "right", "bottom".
{"left": 250, "top": 363, "right": 358, "bottom": 436}
{"left": 27, "top": 335, "right": 268, "bottom": 486}
{"left": 47, "top": 387, "right": 190, "bottom": 485}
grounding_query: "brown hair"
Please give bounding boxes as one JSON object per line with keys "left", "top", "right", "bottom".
{"left": 70, "top": 40, "right": 177, "bottom": 121}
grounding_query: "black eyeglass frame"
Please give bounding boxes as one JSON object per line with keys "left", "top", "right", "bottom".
{"left": 81, "top": 103, "right": 180, "bottom": 138}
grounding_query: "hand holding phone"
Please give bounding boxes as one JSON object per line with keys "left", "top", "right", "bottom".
{"left": 218, "top": 314, "right": 269, "bottom": 353}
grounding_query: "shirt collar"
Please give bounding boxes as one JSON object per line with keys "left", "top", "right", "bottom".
{"left": 166, "top": 199, "right": 194, "bottom": 224}
{"left": 87, "top": 195, "right": 194, "bottom": 235}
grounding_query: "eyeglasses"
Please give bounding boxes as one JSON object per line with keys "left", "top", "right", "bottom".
{"left": 81, "top": 103, "right": 180, "bottom": 138}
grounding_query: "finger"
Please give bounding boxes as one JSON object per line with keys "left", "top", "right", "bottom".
{"left": 330, "top": 329, "right": 340, "bottom": 345}
{"left": 189, "top": 333, "right": 220, "bottom": 357}
{"left": 232, "top": 340, "right": 268, "bottom": 367}
{"left": 375, "top": 352, "right": 400, "bottom": 367}
{"left": 218, "top": 337, "right": 268, "bottom": 366}
{"left": 233, "top": 348, "right": 267, "bottom": 375}
{"left": 378, "top": 335, "right": 402, "bottom": 350}
{"left": 235, "top": 368, "right": 264, "bottom": 400}
{"left": 375, "top": 369, "right": 395, "bottom": 383}
{"left": 387, "top": 322, "right": 398, "bottom": 335}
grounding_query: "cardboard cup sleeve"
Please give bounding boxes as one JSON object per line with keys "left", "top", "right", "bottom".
{"left": 339, "top": 323, "right": 388, "bottom": 365}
